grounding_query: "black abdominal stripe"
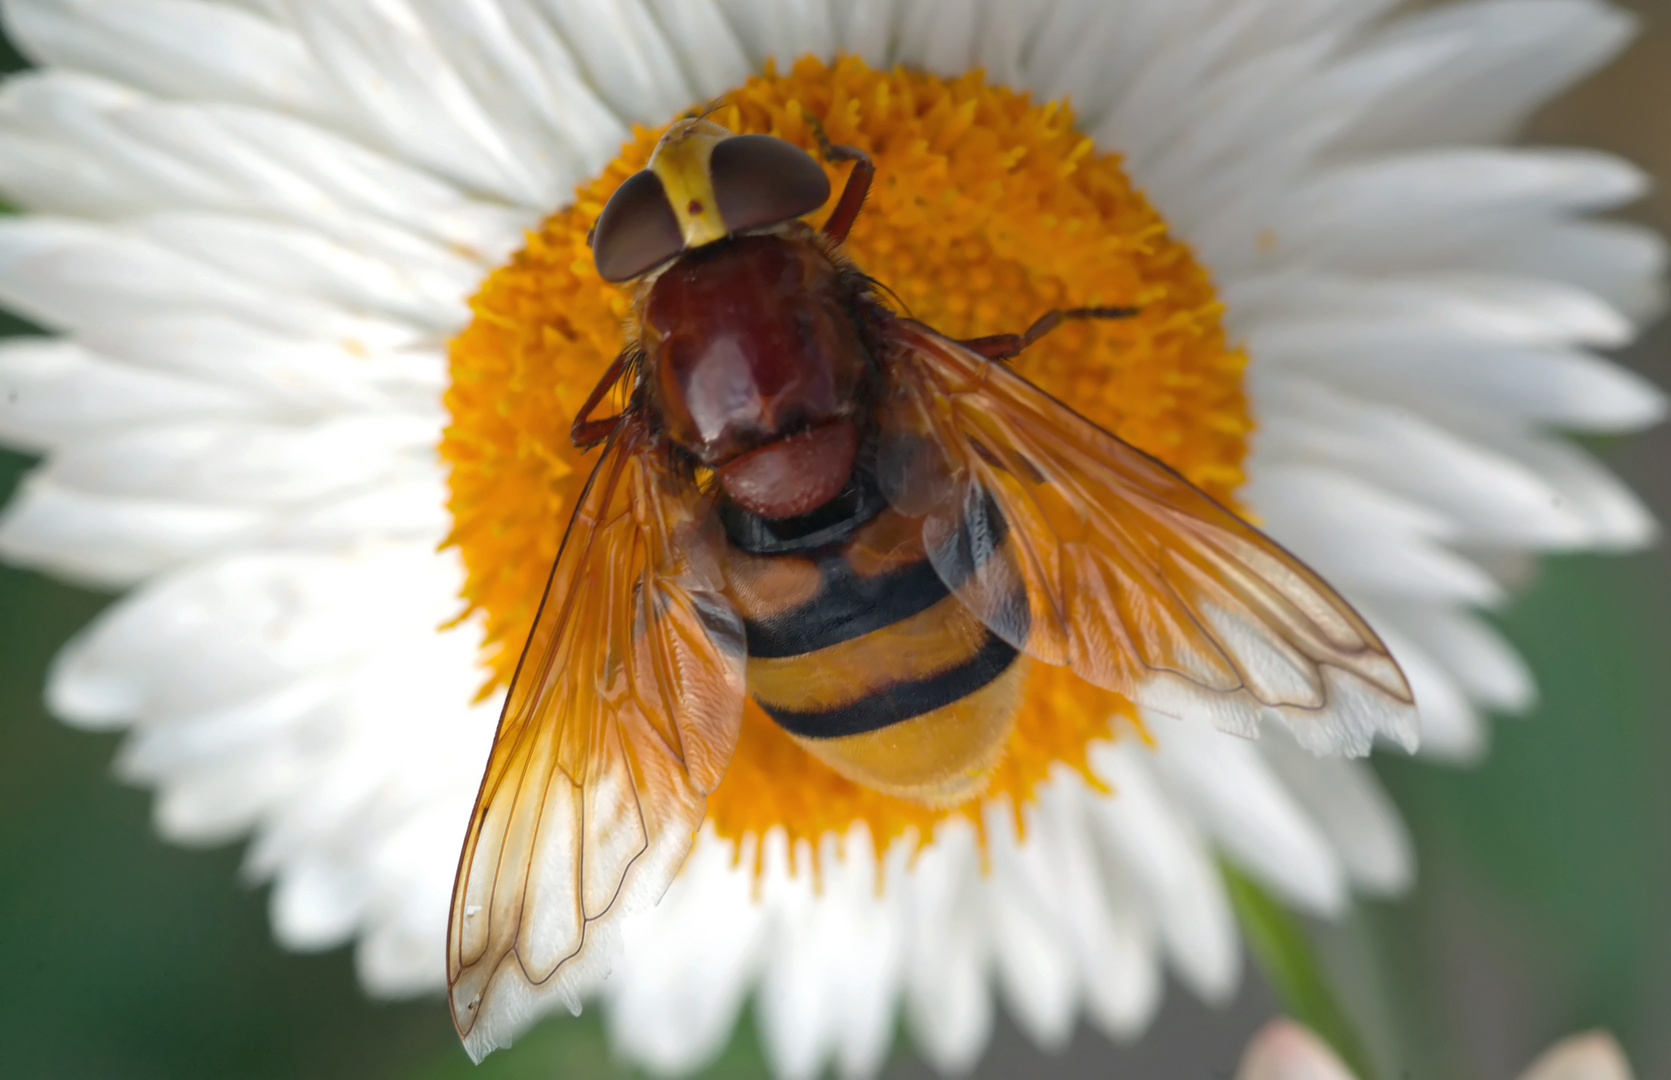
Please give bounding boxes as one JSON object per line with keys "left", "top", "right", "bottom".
{"left": 722, "top": 487, "right": 1025, "bottom": 740}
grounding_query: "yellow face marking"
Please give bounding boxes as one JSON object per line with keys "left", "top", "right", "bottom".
{"left": 647, "top": 118, "right": 732, "bottom": 250}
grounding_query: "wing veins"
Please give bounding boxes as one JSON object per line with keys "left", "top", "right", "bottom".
{"left": 449, "top": 413, "right": 746, "bottom": 1052}
{"left": 519, "top": 723, "right": 652, "bottom": 988}
{"left": 877, "top": 319, "right": 1415, "bottom": 752}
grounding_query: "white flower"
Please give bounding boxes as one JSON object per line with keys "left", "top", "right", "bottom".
{"left": 1235, "top": 1020, "right": 1636, "bottom": 1080}
{"left": 0, "top": 1, "right": 1659, "bottom": 1078}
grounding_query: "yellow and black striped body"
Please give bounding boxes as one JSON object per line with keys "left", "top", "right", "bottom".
{"left": 719, "top": 479, "right": 1026, "bottom": 807}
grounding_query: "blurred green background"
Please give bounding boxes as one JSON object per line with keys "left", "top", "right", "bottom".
{"left": 3, "top": 5, "right": 1670, "bottom": 1079}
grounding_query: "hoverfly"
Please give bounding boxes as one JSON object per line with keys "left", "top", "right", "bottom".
{"left": 447, "top": 118, "right": 1416, "bottom": 1055}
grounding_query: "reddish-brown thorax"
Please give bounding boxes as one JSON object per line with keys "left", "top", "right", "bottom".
{"left": 641, "top": 233, "right": 870, "bottom": 519}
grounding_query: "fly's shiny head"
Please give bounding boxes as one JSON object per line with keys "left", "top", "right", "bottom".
{"left": 590, "top": 119, "right": 832, "bottom": 283}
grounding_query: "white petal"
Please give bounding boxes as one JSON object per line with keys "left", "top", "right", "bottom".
{"left": 1345, "top": 0, "right": 1633, "bottom": 151}
{"left": 644, "top": 0, "right": 753, "bottom": 102}
{"left": 1161, "top": 17, "right": 1467, "bottom": 268}
{"left": 357, "top": 800, "right": 473, "bottom": 996}
{"left": 190, "top": 104, "right": 530, "bottom": 254}
{"left": 1468, "top": 427, "right": 1658, "bottom": 551}
{"left": 896, "top": 0, "right": 983, "bottom": 77}
{"left": 1088, "top": 742, "right": 1241, "bottom": 1002}
{"left": 1253, "top": 374, "right": 1650, "bottom": 551}
{"left": 405, "top": 0, "right": 629, "bottom": 200}
{"left": 714, "top": 0, "right": 835, "bottom": 73}
{"left": 1258, "top": 739, "right": 1414, "bottom": 895}
{"left": 0, "top": 216, "right": 412, "bottom": 345}
{"left": 609, "top": 831, "right": 766, "bottom": 1076}
{"left": 151, "top": 742, "right": 299, "bottom": 845}
{"left": 242, "top": 634, "right": 491, "bottom": 877}
{"left": 1376, "top": 602, "right": 1535, "bottom": 714}
{"left": 267, "top": 475, "right": 449, "bottom": 547}
{"left": 834, "top": 0, "right": 897, "bottom": 68}
{"left": 0, "top": 73, "right": 187, "bottom": 217}
{"left": 757, "top": 850, "right": 829, "bottom": 1080}
{"left": 753, "top": 827, "right": 905, "bottom": 1080}
{"left": 46, "top": 544, "right": 458, "bottom": 722}
{"left": 77, "top": 314, "right": 446, "bottom": 415}
{"left": 1147, "top": 721, "right": 1347, "bottom": 915}
{"left": 1033, "top": 776, "right": 1160, "bottom": 1041}
{"left": 0, "top": 337, "right": 265, "bottom": 452}
{"left": 284, "top": 1, "right": 551, "bottom": 204}
{"left": 0, "top": 462, "right": 446, "bottom": 586}
{"left": 1364, "top": 610, "right": 1488, "bottom": 763}
{"left": 1467, "top": 221, "right": 1666, "bottom": 324}
{"left": 37, "top": 414, "right": 436, "bottom": 504}
{"left": 0, "top": 473, "right": 262, "bottom": 586}
{"left": 4, "top": 0, "right": 332, "bottom": 114}
{"left": 1233, "top": 272, "right": 1634, "bottom": 350}
{"left": 1122, "top": 27, "right": 1350, "bottom": 214}
{"left": 133, "top": 211, "right": 481, "bottom": 328}
{"left": 114, "top": 673, "right": 341, "bottom": 784}
{"left": 1245, "top": 465, "right": 1501, "bottom": 605}
{"left": 1250, "top": 322, "right": 1663, "bottom": 435}
{"left": 901, "top": 820, "right": 992, "bottom": 1074}
{"left": 825, "top": 833, "right": 908, "bottom": 1080}
{"left": 983, "top": 798, "right": 1079, "bottom": 1051}
{"left": 532, "top": 0, "right": 695, "bottom": 124}
{"left": 270, "top": 856, "right": 366, "bottom": 951}
{"left": 1087, "top": 0, "right": 1276, "bottom": 163}
{"left": 1275, "top": 149, "right": 1646, "bottom": 273}
{"left": 0, "top": 72, "right": 530, "bottom": 260}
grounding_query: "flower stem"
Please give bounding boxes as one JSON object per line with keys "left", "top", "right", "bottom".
{"left": 1222, "top": 862, "right": 1378, "bottom": 1080}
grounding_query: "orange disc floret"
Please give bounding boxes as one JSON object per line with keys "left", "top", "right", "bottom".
{"left": 441, "top": 55, "right": 1249, "bottom": 863}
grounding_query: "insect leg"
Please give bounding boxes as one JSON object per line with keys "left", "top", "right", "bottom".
{"left": 959, "top": 306, "right": 1140, "bottom": 362}
{"left": 809, "top": 116, "right": 874, "bottom": 246}
{"left": 571, "top": 348, "right": 635, "bottom": 448}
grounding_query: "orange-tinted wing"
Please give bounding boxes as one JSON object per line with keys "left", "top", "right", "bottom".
{"left": 874, "top": 319, "right": 1417, "bottom": 756}
{"left": 448, "top": 415, "right": 746, "bottom": 1060}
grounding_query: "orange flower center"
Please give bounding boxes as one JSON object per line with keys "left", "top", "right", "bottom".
{"left": 441, "top": 56, "right": 1250, "bottom": 864}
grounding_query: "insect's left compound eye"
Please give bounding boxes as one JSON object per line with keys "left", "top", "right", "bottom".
{"left": 711, "top": 134, "right": 832, "bottom": 235}
{"left": 593, "top": 170, "right": 685, "bottom": 283}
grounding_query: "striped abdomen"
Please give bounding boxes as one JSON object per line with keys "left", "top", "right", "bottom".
{"left": 721, "top": 493, "right": 1026, "bottom": 807}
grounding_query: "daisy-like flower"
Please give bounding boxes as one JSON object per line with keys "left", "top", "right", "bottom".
{"left": 0, "top": 0, "right": 1660, "bottom": 1077}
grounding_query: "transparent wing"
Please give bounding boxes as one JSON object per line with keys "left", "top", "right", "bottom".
{"left": 448, "top": 416, "right": 746, "bottom": 1060}
{"left": 875, "top": 320, "right": 1417, "bottom": 756}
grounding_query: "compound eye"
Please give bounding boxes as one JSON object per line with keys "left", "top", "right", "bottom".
{"left": 711, "top": 134, "right": 832, "bottom": 235}
{"left": 592, "top": 170, "right": 684, "bottom": 283}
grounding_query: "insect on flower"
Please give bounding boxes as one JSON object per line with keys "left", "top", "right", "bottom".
{"left": 445, "top": 117, "right": 1418, "bottom": 1054}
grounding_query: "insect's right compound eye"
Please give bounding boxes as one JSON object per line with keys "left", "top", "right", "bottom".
{"left": 592, "top": 170, "right": 684, "bottom": 283}
{"left": 709, "top": 134, "right": 831, "bottom": 235}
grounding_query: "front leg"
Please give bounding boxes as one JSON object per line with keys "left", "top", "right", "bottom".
{"left": 808, "top": 116, "right": 874, "bottom": 246}
{"left": 570, "top": 349, "right": 634, "bottom": 449}
{"left": 959, "top": 306, "right": 1140, "bottom": 362}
